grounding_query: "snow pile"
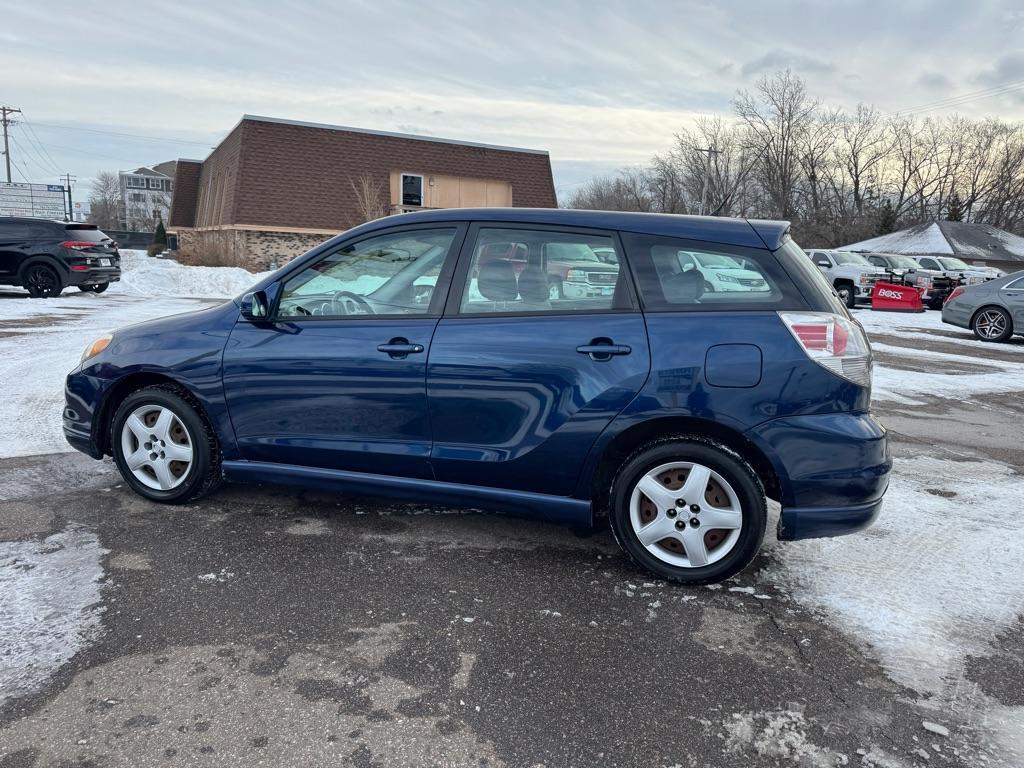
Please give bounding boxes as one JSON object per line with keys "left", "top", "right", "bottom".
{"left": 112, "top": 250, "right": 272, "bottom": 299}
{"left": 0, "top": 525, "right": 107, "bottom": 704}
{"left": 770, "top": 454, "right": 1024, "bottom": 695}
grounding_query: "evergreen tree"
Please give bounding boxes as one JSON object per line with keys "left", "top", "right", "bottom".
{"left": 946, "top": 191, "right": 965, "bottom": 222}
{"left": 153, "top": 219, "right": 167, "bottom": 248}
{"left": 875, "top": 199, "right": 897, "bottom": 235}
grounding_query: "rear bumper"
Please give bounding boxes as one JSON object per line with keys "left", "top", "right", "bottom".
{"left": 66, "top": 267, "right": 121, "bottom": 286}
{"left": 746, "top": 411, "right": 891, "bottom": 541}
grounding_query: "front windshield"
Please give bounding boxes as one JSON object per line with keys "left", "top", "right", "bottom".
{"left": 938, "top": 257, "right": 971, "bottom": 270}
{"left": 831, "top": 251, "right": 871, "bottom": 266}
{"left": 890, "top": 255, "right": 922, "bottom": 270}
{"left": 694, "top": 253, "right": 744, "bottom": 269}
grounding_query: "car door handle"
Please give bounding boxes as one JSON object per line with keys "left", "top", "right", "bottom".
{"left": 576, "top": 342, "right": 631, "bottom": 360}
{"left": 377, "top": 339, "right": 424, "bottom": 358}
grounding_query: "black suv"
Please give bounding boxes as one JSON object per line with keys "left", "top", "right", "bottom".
{"left": 0, "top": 217, "right": 121, "bottom": 297}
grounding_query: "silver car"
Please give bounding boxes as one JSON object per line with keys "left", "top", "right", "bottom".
{"left": 942, "top": 269, "right": 1024, "bottom": 342}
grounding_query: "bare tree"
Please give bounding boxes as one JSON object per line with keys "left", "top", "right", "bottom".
{"left": 564, "top": 169, "right": 659, "bottom": 212}
{"left": 350, "top": 173, "right": 388, "bottom": 223}
{"left": 87, "top": 171, "right": 122, "bottom": 230}
{"left": 733, "top": 70, "right": 819, "bottom": 219}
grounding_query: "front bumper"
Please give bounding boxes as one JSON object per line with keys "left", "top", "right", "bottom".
{"left": 63, "top": 369, "right": 107, "bottom": 458}
{"left": 745, "top": 411, "right": 891, "bottom": 541}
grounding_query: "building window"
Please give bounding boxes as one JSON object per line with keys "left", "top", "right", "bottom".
{"left": 149, "top": 178, "right": 164, "bottom": 190}
{"left": 131, "top": 193, "right": 145, "bottom": 202}
{"left": 401, "top": 174, "right": 424, "bottom": 207}
{"left": 126, "top": 176, "right": 146, "bottom": 189}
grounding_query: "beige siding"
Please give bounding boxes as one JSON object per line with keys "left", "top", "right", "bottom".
{"left": 389, "top": 172, "right": 512, "bottom": 209}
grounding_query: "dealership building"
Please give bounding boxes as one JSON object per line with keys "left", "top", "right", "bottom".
{"left": 168, "top": 115, "right": 557, "bottom": 269}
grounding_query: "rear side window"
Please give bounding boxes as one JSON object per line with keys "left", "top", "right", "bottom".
{"left": 774, "top": 240, "right": 848, "bottom": 314}
{"left": 457, "top": 228, "right": 632, "bottom": 315}
{"left": 621, "top": 232, "right": 806, "bottom": 312}
{"left": 0, "top": 221, "right": 30, "bottom": 239}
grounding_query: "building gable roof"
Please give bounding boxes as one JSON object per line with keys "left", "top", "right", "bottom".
{"left": 842, "top": 221, "right": 1024, "bottom": 262}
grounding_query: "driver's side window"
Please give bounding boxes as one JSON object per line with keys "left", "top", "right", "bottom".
{"left": 277, "top": 228, "right": 457, "bottom": 318}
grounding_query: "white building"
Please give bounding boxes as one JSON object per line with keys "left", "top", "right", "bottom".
{"left": 119, "top": 162, "right": 175, "bottom": 230}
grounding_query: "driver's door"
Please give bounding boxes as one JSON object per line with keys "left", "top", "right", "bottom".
{"left": 222, "top": 224, "right": 465, "bottom": 478}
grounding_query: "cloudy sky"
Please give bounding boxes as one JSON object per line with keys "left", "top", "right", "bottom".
{"left": 2, "top": 0, "right": 1023, "bottom": 200}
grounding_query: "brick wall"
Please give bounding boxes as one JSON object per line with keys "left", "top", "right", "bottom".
{"left": 172, "top": 117, "right": 557, "bottom": 232}
{"left": 168, "top": 161, "right": 202, "bottom": 228}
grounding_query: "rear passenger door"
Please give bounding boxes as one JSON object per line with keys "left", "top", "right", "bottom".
{"left": 426, "top": 224, "right": 650, "bottom": 498}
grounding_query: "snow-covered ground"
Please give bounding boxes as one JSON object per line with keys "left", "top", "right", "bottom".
{"left": 0, "top": 250, "right": 268, "bottom": 458}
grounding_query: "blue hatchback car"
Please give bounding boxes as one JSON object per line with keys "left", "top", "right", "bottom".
{"left": 65, "top": 209, "right": 890, "bottom": 584}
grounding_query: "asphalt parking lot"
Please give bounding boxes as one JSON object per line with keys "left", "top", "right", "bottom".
{"left": 1, "top": 297, "right": 1022, "bottom": 767}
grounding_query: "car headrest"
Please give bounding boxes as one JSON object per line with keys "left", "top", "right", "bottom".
{"left": 517, "top": 265, "right": 549, "bottom": 303}
{"left": 663, "top": 268, "right": 705, "bottom": 303}
{"left": 477, "top": 259, "right": 518, "bottom": 301}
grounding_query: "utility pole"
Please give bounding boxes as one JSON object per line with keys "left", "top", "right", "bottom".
{"left": 695, "top": 145, "right": 721, "bottom": 216}
{"left": 62, "top": 173, "right": 77, "bottom": 220}
{"left": 1, "top": 105, "right": 23, "bottom": 183}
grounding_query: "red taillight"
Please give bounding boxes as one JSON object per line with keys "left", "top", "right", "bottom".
{"left": 61, "top": 240, "right": 96, "bottom": 250}
{"left": 779, "top": 312, "right": 872, "bottom": 387}
{"left": 70, "top": 265, "right": 89, "bottom": 271}
{"left": 789, "top": 321, "right": 848, "bottom": 355}
{"left": 945, "top": 287, "right": 965, "bottom": 304}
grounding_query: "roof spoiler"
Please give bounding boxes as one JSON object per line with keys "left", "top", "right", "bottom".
{"left": 748, "top": 220, "right": 791, "bottom": 250}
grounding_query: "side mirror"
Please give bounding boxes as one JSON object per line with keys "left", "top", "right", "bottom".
{"left": 816, "top": 260, "right": 830, "bottom": 268}
{"left": 240, "top": 290, "right": 270, "bottom": 322}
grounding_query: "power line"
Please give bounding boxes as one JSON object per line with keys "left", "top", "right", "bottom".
{"left": 9, "top": 134, "right": 60, "bottom": 180}
{"left": 27, "top": 119, "right": 212, "bottom": 147}
{"left": 889, "top": 78, "right": 1024, "bottom": 116}
{"left": 19, "top": 114, "right": 63, "bottom": 175}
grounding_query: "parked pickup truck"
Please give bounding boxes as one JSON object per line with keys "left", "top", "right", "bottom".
{"left": 805, "top": 249, "right": 888, "bottom": 307}
{"left": 864, "top": 252, "right": 956, "bottom": 309}
{"left": 912, "top": 256, "right": 1005, "bottom": 286}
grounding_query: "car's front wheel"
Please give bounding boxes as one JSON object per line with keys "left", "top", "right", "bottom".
{"left": 79, "top": 283, "right": 109, "bottom": 294}
{"left": 111, "top": 385, "right": 221, "bottom": 503}
{"left": 972, "top": 306, "right": 1013, "bottom": 342}
{"left": 835, "top": 283, "right": 856, "bottom": 308}
{"left": 609, "top": 437, "right": 766, "bottom": 584}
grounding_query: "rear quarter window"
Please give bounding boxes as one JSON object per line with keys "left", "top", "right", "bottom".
{"left": 620, "top": 232, "right": 808, "bottom": 312}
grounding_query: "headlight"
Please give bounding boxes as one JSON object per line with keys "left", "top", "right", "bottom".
{"left": 81, "top": 334, "right": 113, "bottom": 364}
{"left": 565, "top": 269, "right": 587, "bottom": 282}
{"left": 715, "top": 272, "right": 741, "bottom": 284}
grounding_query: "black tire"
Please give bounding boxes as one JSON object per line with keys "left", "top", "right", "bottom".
{"left": 111, "top": 384, "right": 222, "bottom": 504}
{"left": 23, "top": 264, "right": 63, "bottom": 298}
{"left": 703, "top": 280, "right": 715, "bottom": 294}
{"left": 79, "top": 283, "right": 109, "bottom": 294}
{"left": 608, "top": 436, "right": 767, "bottom": 585}
{"left": 835, "top": 282, "right": 856, "bottom": 308}
{"left": 971, "top": 306, "right": 1013, "bottom": 343}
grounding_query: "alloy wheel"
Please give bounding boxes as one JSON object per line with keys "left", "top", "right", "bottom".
{"left": 629, "top": 461, "right": 743, "bottom": 568}
{"left": 26, "top": 266, "right": 59, "bottom": 297}
{"left": 120, "top": 404, "right": 194, "bottom": 491}
{"left": 975, "top": 309, "right": 1008, "bottom": 340}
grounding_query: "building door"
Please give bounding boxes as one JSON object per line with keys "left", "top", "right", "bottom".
{"left": 222, "top": 224, "right": 465, "bottom": 478}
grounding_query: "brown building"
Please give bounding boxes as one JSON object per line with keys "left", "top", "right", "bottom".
{"left": 168, "top": 115, "right": 557, "bottom": 269}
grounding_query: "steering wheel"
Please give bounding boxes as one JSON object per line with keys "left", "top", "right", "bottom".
{"left": 331, "top": 290, "right": 375, "bottom": 316}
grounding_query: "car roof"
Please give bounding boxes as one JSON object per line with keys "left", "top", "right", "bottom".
{"left": 349, "top": 208, "right": 791, "bottom": 250}
{"left": 0, "top": 216, "right": 74, "bottom": 225}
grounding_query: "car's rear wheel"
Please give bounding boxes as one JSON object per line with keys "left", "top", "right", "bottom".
{"left": 79, "top": 283, "right": 109, "bottom": 294}
{"left": 111, "top": 385, "right": 221, "bottom": 503}
{"left": 24, "top": 264, "right": 63, "bottom": 298}
{"left": 609, "top": 437, "right": 766, "bottom": 584}
{"left": 972, "top": 306, "right": 1013, "bottom": 342}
